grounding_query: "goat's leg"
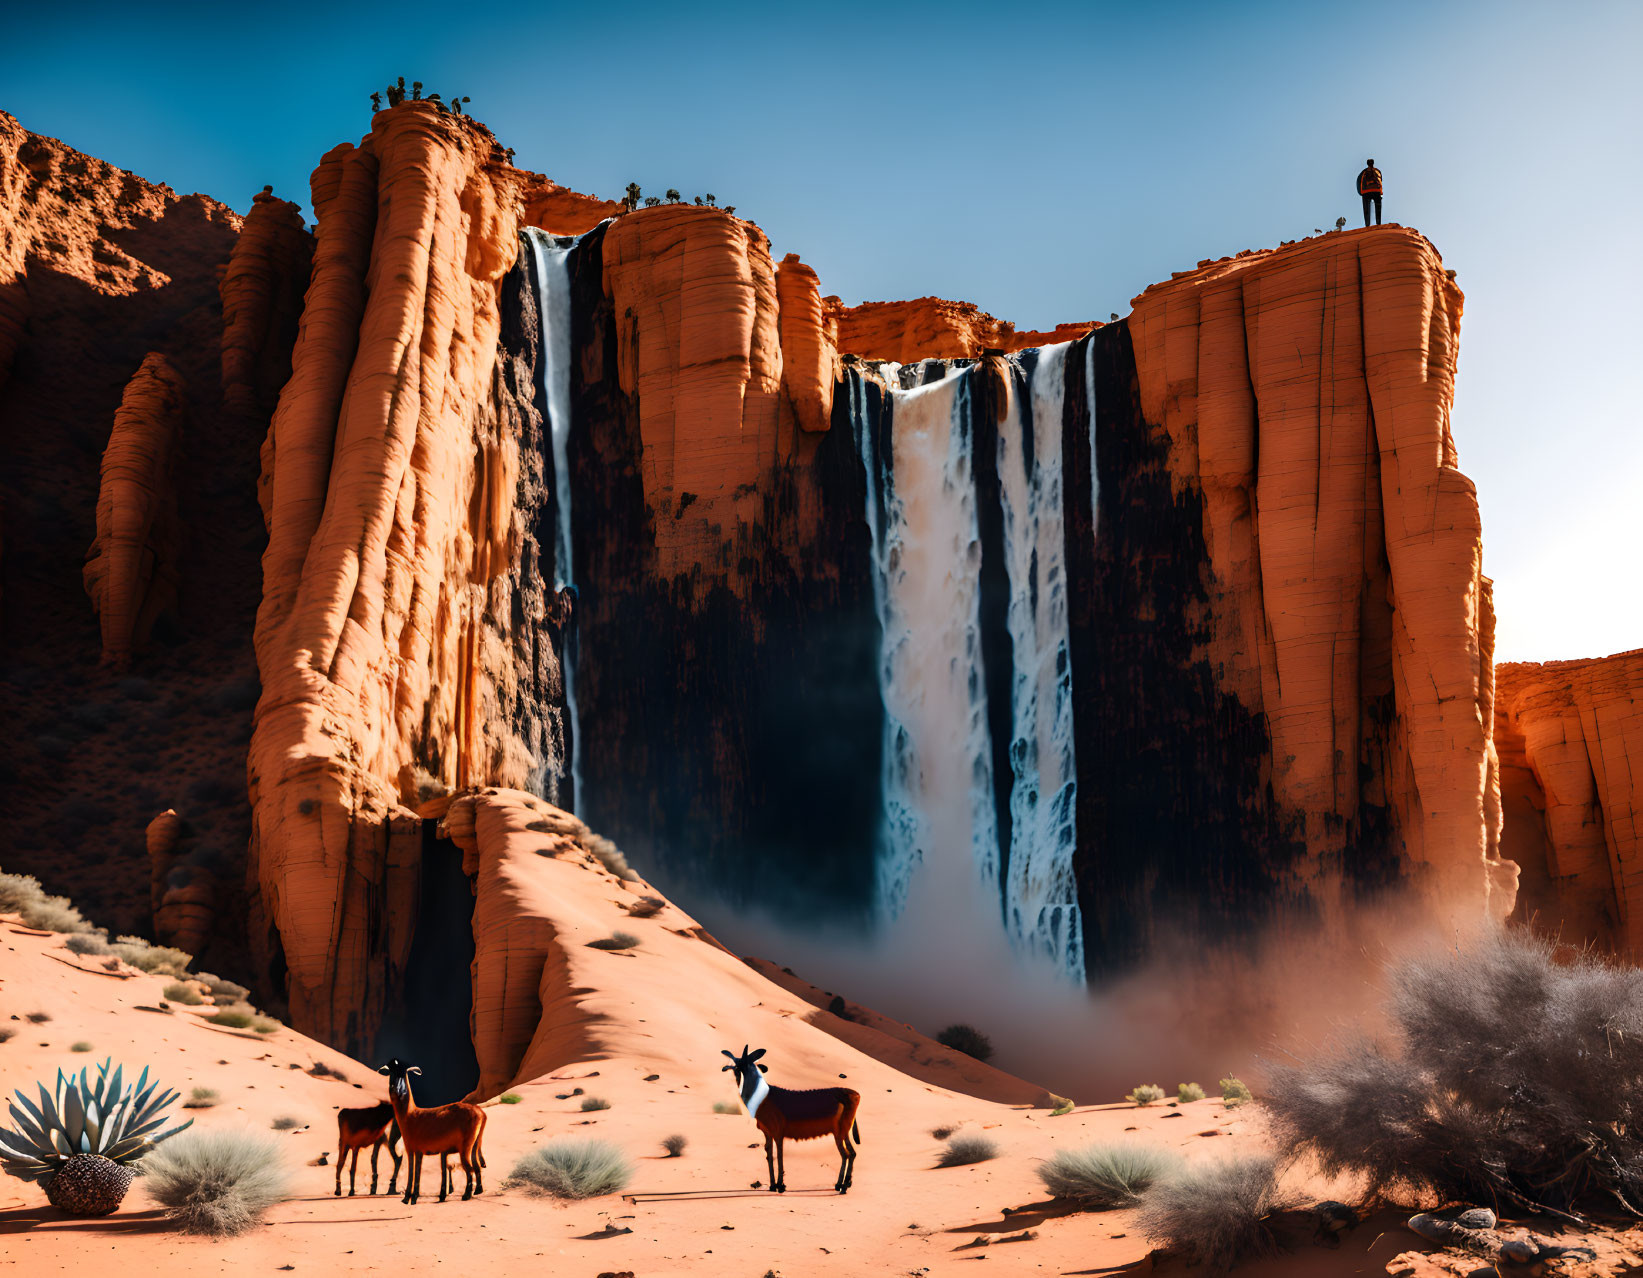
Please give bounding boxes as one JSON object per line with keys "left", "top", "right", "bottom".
{"left": 775, "top": 1137, "right": 786, "bottom": 1193}
{"left": 460, "top": 1141, "right": 475, "bottom": 1201}
{"left": 763, "top": 1133, "right": 775, "bottom": 1190}
{"left": 369, "top": 1139, "right": 380, "bottom": 1194}
{"left": 439, "top": 1152, "right": 451, "bottom": 1202}
{"left": 402, "top": 1151, "right": 418, "bottom": 1205}
{"left": 348, "top": 1146, "right": 360, "bottom": 1196}
{"left": 834, "top": 1131, "right": 850, "bottom": 1192}
{"left": 334, "top": 1139, "right": 344, "bottom": 1196}
{"left": 387, "top": 1131, "right": 402, "bottom": 1195}
{"left": 843, "top": 1134, "right": 856, "bottom": 1190}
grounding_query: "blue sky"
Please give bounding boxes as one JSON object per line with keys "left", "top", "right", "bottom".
{"left": 4, "top": 0, "right": 1638, "bottom": 662}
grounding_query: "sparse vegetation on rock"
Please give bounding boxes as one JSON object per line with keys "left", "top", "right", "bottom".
{"left": 1126, "top": 1084, "right": 1166, "bottom": 1106}
{"left": 70, "top": 1041, "right": 92, "bottom": 1053}
{"left": 65, "top": 933, "right": 111, "bottom": 955}
{"left": 163, "top": 982, "right": 205, "bottom": 1006}
{"left": 144, "top": 1130, "right": 289, "bottom": 1235}
{"left": 498, "top": 1092, "right": 522, "bottom": 1105}
{"left": 270, "top": 1116, "right": 303, "bottom": 1130}
{"left": 504, "top": 1139, "right": 631, "bottom": 1199}
{"left": 713, "top": 1101, "right": 740, "bottom": 1115}
{"left": 579, "top": 1096, "right": 611, "bottom": 1112}
{"left": 661, "top": 1133, "right": 687, "bottom": 1157}
{"left": 184, "top": 1087, "right": 219, "bottom": 1109}
{"left": 1178, "top": 1082, "right": 1206, "bottom": 1103}
{"left": 588, "top": 931, "right": 640, "bottom": 951}
{"left": 1219, "top": 1077, "right": 1253, "bottom": 1107}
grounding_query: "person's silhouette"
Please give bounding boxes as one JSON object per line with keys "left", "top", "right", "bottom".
{"left": 1357, "top": 159, "right": 1383, "bottom": 226}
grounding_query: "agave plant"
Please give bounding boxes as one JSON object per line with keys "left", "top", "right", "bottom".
{"left": 0, "top": 1058, "right": 192, "bottom": 1215}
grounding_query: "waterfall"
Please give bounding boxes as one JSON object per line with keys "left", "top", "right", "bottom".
{"left": 524, "top": 227, "right": 584, "bottom": 812}
{"left": 853, "top": 345, "right": 1090, "bottom": 981}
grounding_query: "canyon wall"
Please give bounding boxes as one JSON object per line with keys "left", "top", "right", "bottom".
{"left": 1496, "top": 651, "right": 1643, "bottom": 952}
{"left": 0, "top": 112, "right": 284, "bottom": 966}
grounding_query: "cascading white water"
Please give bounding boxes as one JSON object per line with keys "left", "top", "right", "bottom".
{"left": 859, "top": 345, "right": 1090, "bottom": 983}
{"left": 996, "top": 346, "right": 1083, "bottom": 975}
{"left": 524, "top": 227, "right": 584, "bottom": 811}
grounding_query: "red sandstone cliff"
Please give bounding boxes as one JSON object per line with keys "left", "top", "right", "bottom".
{"left": 1124, "top": 230, "right": 1508, "bottom": 922}
{"left": 219, "top": 187, "right": 311, "bottom": 420}
{"left": 0, "top": 111, "right": 272, "bottom": 960}
{"left": 1496, "top": 650, "right": 1643, "bottom": 952}
{"left": 830, "top": 291, "right": 1096, "bottom": 361}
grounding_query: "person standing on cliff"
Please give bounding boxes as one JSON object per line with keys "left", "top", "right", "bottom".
{"left": 1358, "top": 159, "right": 1383, "bottom": 226}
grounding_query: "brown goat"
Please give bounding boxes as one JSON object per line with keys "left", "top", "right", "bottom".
{"left": 378, "top": 1058, "right": 487, "bottom": 1203}
{"left": 722, "top": 1045, "right": 861, "bottom": 1193}
{"left": 334, "top": 1100, "right": 401, "bottom": 1196}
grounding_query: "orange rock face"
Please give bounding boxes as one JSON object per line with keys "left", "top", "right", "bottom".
{"left": 518, "top": 171, "right": 621, "bottom": 235}
{"left": 248, "top": 102, "right": 547, "bottom": 1050}
{"left": 1496, "top": 651, "right": 1643, "bottom": 952}
{"left": 1121, "top": 228, "right": 1507, "bottom": 923}
{"left": 218, "top": 187, "right": 311, "bottom": 419}
{"left": 830, "top": 293, "right": 1096, "bottom": 361}
{"left": 775, "top": 253, "right": 837, "bottom": 434}
{"left": 82, "top": 352, "right": 185, "bottom": 666}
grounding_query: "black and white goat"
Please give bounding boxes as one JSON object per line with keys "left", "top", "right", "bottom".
{"left": 721, "top": 1045, "right": 861, "bottom": 1193}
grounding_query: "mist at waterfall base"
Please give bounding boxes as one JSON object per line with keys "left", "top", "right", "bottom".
{"left": 690, "top": 870, "right": 1443, "bottom": 1102}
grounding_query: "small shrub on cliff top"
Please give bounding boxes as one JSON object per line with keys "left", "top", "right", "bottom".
{"left": 185, "top": 1087, "right": 220, "bottom": 1109}
{"left": 661, "top": 1133, "right": 687, "bottom": 1157}
{"left": 22, "top": 895, "right": 91, "bottom": 933}
{"left": 936, "top": 1024, "right": 994, "bottom": 1062}
{"left": 625, "top": 896, "right": 666, "bottom": 919}
{"left": 208, "top": 1011, "right": 253, "bottom": 1030}
{"left": 71, "top": 1041, "right": 93, "bottom": 1053}
{"left": 164, "top": 982, "right": 206, "bottom": 1006}
{"left": 196, "top": 974, "right": 250, "bottom": 1005}
{"left": 587, "top": 931, "right": 640, "bottom": 951}
{"left": 585, "top": 832, "right": 639, "bottom": 882}
{"left": 65, "top": 932, "right": 111, "bottom": 956}
{"left": 712, "top": 1101, "right": 739, "bottom": 1115}
{"left": 579, "top": 1096, "right": 611, "bottom": 1112}
{"left": 498, "top": 1093, "right": 522, "bottom": 1105}
{"left": 1219, "top": 1077, "right": 1253, "bottom": 1107}
{"left": 0, "top": 871, "right": 45, "bottom": 914}
{"left": 1178, "top": 1082, "right": 1207, "bottom": 1103}
{"left": 1126, "top": 1084, "right": 1166, "bottom": 1106}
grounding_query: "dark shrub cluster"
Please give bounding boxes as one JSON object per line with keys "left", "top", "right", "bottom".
{"left": 1266, "top": 929, "right": 1643, "bottom": 1217}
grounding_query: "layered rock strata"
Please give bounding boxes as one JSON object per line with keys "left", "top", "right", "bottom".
{"left": 218, "top": 186, "right": 311, "bottom": 419}
{"left": 1496, "top": 651, "right": 1643, "bottom": 952}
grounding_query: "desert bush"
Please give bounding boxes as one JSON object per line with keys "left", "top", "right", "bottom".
{"left": 163, "top": 982, "right": 206, "bottom": 1006}
{"left": 111, "top": 936, "right": 192, "bottom": 977}
{"left": 504, "top": 1139, "right": 631, "bottom": 1199}
{"left": 1135, "top": 1154, "right": 1284, "bottom": 1273}
{"left": 207, "top": 1011, "right": 253, "bottom": 1029}
{"left": 197, "top": 974, "right": 249, "bottom": 1004}
{"left": 930, "top": 1124, "right": 957, "bottom": 1140}
{"left": 1266, "top": 928, "right": 1643, "bottom": 1215}
{"left": 1038, "top": 1143, "right": 1183, "bottom": 1207}
{"left": 587, "top": 931, "right": 640, "bottom": 951}
{"left": 661, "top": 1133, "right": 687, "bottom": 1157}
{"left": 625, "top": 896, "right": 665, "bottom": 918}
{"left": 65, "top": 932, "right": 111, "bottom": 955}
{"left": 936, "top": 1024, "right": 994, "bottom": 1062}
{"left": 1126, "top": 1084, "right": 1166, "bottom": 1106}
{"left": 251, "top": 1016, "right": 280, "bottom": 1035}
{"left": 143, "top": 1129, "right": 289, "bottom": 1235}
{"left": 1178, "top": 1082, "right": 1206, "bottom": 1103}
{"left": 579, "top": 1096, "right": 611, "bottom": 1112}
{"left": 185, "top": 1087, "right": 219, "bottom": 1108}
{"left": 70, "top": 1041, "right": 93, "bottom": 1053}
{"left": 712, "top": 1101, "right": 739, "bottom": 1115}
{"left": 270, "top": 1116, "right": 303, "bottom": 1131}
{"left": 24, "top": 1011, "right": 50, "bottom": 1024}
{"left": 583, "top": 831, "right": 638, "bottom": 882}
{"left": 936, "top": 1134, "right": 998, "bottom": 1167}
{"left": 0, "top": 871, "right": 44, "bottom": 913}
{"left": 1219, "top": 1077, "right": 1253, "bottom": 1106}
{"left": 1048, "top": 1094, "right": 1075, "bottom": 1116}
{"left": 0, "top": 1028, "right": 13, "bottom": 1044}
{"left": 498, "top": 1092, "right": 522, "bottom": 1105}
{"left": 21, "top": 894, "right": 90, "bottom": 933}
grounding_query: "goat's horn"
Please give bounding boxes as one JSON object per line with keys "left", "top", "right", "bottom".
{"left": 722, "top": 1050, "right": 737, "bottom": 1061}
{"left": 408, "top": 1066, "right": 422, "bottom": 1075}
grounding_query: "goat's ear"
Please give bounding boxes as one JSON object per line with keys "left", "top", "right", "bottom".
{"left": 747, "top": 1048, "right": 766, "bottom": 1062}
{"left": 757, "top": 1063, "right": 768, "bottom": 1074}
{"left": 407, "top": 1066, "right": 422, "bottom": 1076}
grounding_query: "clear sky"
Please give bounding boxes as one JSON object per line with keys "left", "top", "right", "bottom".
{"left": 4, "top": 0, "right": 1638, "bottom": 663}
